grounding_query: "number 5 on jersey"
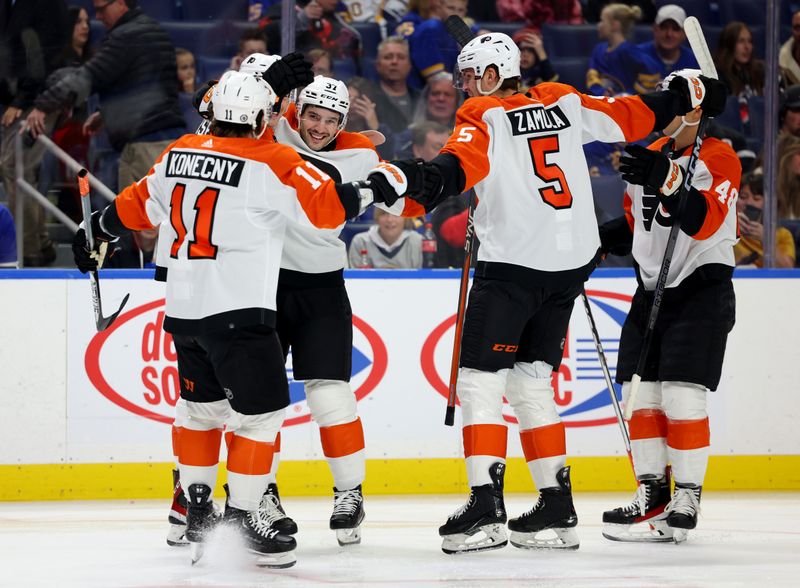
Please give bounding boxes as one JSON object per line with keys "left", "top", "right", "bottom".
{"left": 528, "top": 135, "right": 573, "bottom": 209}
{"left": 169, "top": 183, "right": 221, "bottom": 259}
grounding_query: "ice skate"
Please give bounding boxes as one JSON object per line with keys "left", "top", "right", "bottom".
{"left": 330, "top": 485, "right": 365, "bottom": 546}
{"left": 666, "top": 484, "right": 702, "bottom": 543}
{"left": 508, "top": 466, "right": 579, "bottom": 550}
{"left": 602, "top": 473, "right": 673, "bottom": 543}
{"left": 166, "top": 469, "right": 188, "bottom": 547}
{"left": 439, "top": 462, "right": 508, "bottom": 554}
{"left": 262, "top": 483, "right": 298, "bottom": 535}
{"left": 185, "top": 483, "right": 221, "bottom": 564}
{"left": 224, "top": 504, "right": 297, "bottom": 568}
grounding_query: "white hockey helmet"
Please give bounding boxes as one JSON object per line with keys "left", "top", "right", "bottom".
{"left": 297, "top": 75, "right": 350, "bottom": 131}
{"left": 455, "top": 32, "right": 521, "bottom": 95}
{"left": 239, "top": 52, "right": 280, "bottom": 78}
{"left": 212, "top": 70, "right": 276, "bottom": 129}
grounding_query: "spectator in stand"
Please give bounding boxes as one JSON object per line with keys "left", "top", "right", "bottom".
{"left": 514, "top": 30, "right": 558, "bottom": 90}
{"left": 780, "top": 11, "right": 800, "bottom": 87}
{"left": 780, "top": 85, "right": 800, "bottom": 140}
{"left": 412, "top": 72, "right": 460, "bottom": 127}
{"left": 584, "top": 0, "right": 655, "bottom": 23}
{"left": 396, "top": 0, "right": 437, "bottom": 34}
{"left": 0, "top": 204, "right": 18, "bottom": 268}
{"left": 348, "top": 208, "right": 423, "bottom": 269}
{"left": 372, "top": 37, "right": 420, "bottom": 133}
{"left": 714, "top": 22, "right": 765, "bottom": 99}
{"left": 344, "top": 77, "right": 397, "bottom": 158}
{"left": 403, "top": 0, "right": 468, "bottom": 89}
{"left": 339, "top": 0, "right": 408, "bottom": 30}
{"left": 637, "top": 4, "right": 698, "bottom": 79}
{"left": 296, "top": 0, "right": 361, "bottom": 67}
{"left": 778, "top": 140, "right": 800, "bottom": 220}
{"left": 229, "top": 28, "right": 268, "bottom": 71}
{"left": 411, "top": 120, "right": 450, "bottom": 161}
{"left": 0, "top": 0, "right": 69, "bottom": 266}
{"left": 735, "top": 171, "right": 796, "bottom": 268}
{"left": 587, "top": 3, "right": 661, "bottom": 96}
{"left": 176, "top": 48, "right": 196, "bottom": 95}
{"left": 308, "top": 48, "right": 333, "bottom": 77}
{"left": 496, "top": 0, "right": 582, "bottom": 29}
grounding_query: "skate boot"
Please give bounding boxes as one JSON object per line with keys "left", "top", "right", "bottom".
{"left": 186, "top": 483, "right": 221, "bottom": 564}
{"left": 330, "top": 485, "right": 365, "bottom": 546}
{"left": 224, "top": 504, "right": 297, "bottom": 568}
{"left": 438, "top": 462, "right": 507, "bottom": 555}
{"left": 602, "top": 473, "right": 673, "bottom": 542}
{"left": 508, "top": 466, "right": 579, "bottom": 550}
{"left": 166, "top": 469, "right": 188, "bottom": 546}
{"left": 665, "top": 484, "right": 702, "bottom": 543}
{"left": 264, "top": 483, "right": 298, "bottom": 535}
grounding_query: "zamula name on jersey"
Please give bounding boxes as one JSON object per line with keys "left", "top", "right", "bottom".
{"left": 507, "top": 105, "right": 571, "bottom": 136}
{"left": 165, "top": 151, "right": 244, "bottom": 187}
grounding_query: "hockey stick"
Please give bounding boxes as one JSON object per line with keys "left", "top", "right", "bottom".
{"left": 78, "top": 169, "right": 129, "bottom": 331}
{"left": 580, "top": 290, "right": 635, "bottom": 479}
{"left": 442, "top": 15, "right": 477, "bottom": 427}
{"left": 623, "top": 16, "right": 716, "bottom": 419}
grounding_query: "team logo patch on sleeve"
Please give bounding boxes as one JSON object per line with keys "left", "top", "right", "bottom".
{"left": 166, "top": 151, "right": 245, "bottom": 187}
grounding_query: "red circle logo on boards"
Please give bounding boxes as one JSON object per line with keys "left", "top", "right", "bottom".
{"left": 420, "top": 289, "right": 633, "bottom": 428}
{"left": 84, "top": 299, "right": 387, "bottom": 426}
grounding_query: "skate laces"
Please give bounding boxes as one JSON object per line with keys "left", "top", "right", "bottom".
{"left": 667, "top": 487, "right": 701, "bottom": 517}
{"left": 620, "top": 483, "right": 649, "bottom": 516}
{"left": 449, "top": 493, "right": 476, "bottom": 520}
{"left": 333, "top": 488, "right": 362, "bottom": 516}
{"left": 256, "top": 494, "right": 287, "bottom": 528}
{"left": 248, "top": 505, "right": 282, "bottom": 540}
{"left": 520, "top": 493, "right": 545, "bottom": 518}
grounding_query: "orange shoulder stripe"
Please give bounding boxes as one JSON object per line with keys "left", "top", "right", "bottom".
{"left": 441, "top": 98, "right": 494, "bottom": 191}
{"left": 692, "top": 139, "right": 741, "bottom": 240}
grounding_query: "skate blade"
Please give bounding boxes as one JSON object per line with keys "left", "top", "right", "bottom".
{"left": 509, "top": 527, "right": 580, "bottom": 550}
{"left": 166, "top": 523, "right": 189, "bottom": 547}
{"left": 336, "top": 526, "right": 362, "bottom": 546}
{"left": 254, "top": 550, "right": 297, "bottom": 568}
{"left": 672, "top": 528, "right": 690, "bottom": 544}
{"left": 189, "top": 542, "right": 204, "bottom": 565}
{"left": 441, "top": 523, "right": 508, "bottom": 555}
{"left": 602, "top": 521, "right": 674, "bottom": 543}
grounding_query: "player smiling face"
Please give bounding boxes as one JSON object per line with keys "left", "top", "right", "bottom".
{"left": 298, "top": 105, "right": 342, "bottom": 150}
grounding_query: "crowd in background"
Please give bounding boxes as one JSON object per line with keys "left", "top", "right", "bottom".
{"left": 1, "top": 0, "right": 799, "bottom": 269}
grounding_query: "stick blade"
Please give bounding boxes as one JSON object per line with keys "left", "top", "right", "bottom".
{"left": 684, "top": 16, "right": 717, "bottom": 79}
{"left": 444, "top": 15, "right": 475, "bottom": 48}
{"left": 444, "top": 405, "right": 456, "bottom": 427}
{"left": 96, "top": 292, "right": 130, "bottom": 332}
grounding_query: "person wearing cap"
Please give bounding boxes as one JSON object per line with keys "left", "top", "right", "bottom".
{"left": 780, "top": 84, "right": 800, "bottom": 138}
{"left": 779, "top": 10, "right": 800, "bottom": 86}
{"left": 637, "top": 4, "right": 699, "bottom": 78}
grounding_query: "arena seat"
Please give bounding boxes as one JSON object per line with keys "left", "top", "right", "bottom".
{"left": 179, "top": 0, "right": 249, "bottom": 22}
{"left": 542, "top": 24, "right": 598, "bottom": 59}
{"left": 715, "top": 96, "right": 745, "bottom": 134}
{"left": 198, "top": 56, "right": 230, "bottom": 83}
{"left": 352, "top": 22, "right": 382, "bottom": 56}
{"left": 717, "top": 0, "right": 791, "bottom": 28}
{"left": 550, "top": 57, "right": 590, "bottom": 91}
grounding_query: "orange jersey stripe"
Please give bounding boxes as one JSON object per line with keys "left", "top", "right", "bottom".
{"left": 224, "top": 430, "right": 234, "bottom": 451}
{"left": 319, "top": 418, "right": 365, "bottom": 459}
{"left": 227, "top": 434, "right": 275, "bottom": 475}
{"left": 667, "top": 417, "right": 710, "bottom": 450}
{"left": 274, "top": 431, "right": 282, "bottom": 453}
{"left": 179, "top": 427, "right": 222, "bottom": 467}
{"left": 462, "top": 423, "right": 508, "bottom": 459}
{"left": 629, "top": 409, "right": 668, "bottom": 441}
{"left": 519, "top": 422, "right": 566, "bottom": 462}
{"left": 623, "top": 190, "right": 635, "bottom": 232}
{"left": 171, "top": 425, "right": 182, "bottom": 457}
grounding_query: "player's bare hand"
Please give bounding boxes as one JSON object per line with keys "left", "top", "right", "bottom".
{"left": 23, "top": 108, "right": 48, "bottom": 138}
{"left": 2, "top": 106, "right": 22, "bottom": 127}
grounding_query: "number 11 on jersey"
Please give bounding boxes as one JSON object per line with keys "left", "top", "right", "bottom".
{"left": 169, "top": 183, "right": 221, "bottom": 259}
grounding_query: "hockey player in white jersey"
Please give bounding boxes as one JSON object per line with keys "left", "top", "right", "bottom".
{"left": 396, "top": 34, "right": 727, "bottom": 554}
{"left": 72, "top": 71, "right": 414, "bottom": 567}
{"left": 166, "top": 69, "right": 426, "bottom": 547}
{"left": 599, "top": 69, "right": 739, "bottom": 543}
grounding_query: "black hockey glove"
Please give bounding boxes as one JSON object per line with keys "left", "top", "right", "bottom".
{"left": 263, "top": 52, "right": 315, "bottom": 98}
{"left": 619, "top": 144, "right": 685, "bottom": 197}
{"left": 365, "top": 172, "right": 401, "bottom": 207}
{"left": 193, "top": 80, "right": 217, "bottom": 120}
{"left": 72, "top": 210, "right": 117, "bottom": 274}
{"left": 390, "top": 158, "right": 426, "bottom": 196}
{"left": 598, "top": 216, "right": 633, "bottom": 257}
{"left": 667, "top": 73, "right": 727, "bottom": 118}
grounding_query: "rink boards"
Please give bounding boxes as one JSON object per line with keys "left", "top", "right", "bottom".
{"left": 1, "top": 268, "right": 798, "bottom": 500}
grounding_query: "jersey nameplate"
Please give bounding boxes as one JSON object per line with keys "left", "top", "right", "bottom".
{"left": 507, "top": 105, "right": 571, "bottom": 136}
{"left": 166, "top": 151, "right": 244, "bottom": 187}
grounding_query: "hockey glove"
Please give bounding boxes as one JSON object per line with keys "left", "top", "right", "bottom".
{"left": 667, "top": 72, "right": 727, "bottom": 118}
{"left": 598, "top": 216, "right": 634, "bottom": 257}
{"left": 619, "top": 144, "right": 684, "bottom": 197}
{"left": 263, "top": 52, "right": 315, "bottom": 98}
{"left": 193, "top": 80, "right": 217, "bottom": 120}
{"left": 365, "top": 162, "right": 410, "bottom": 207}
{"left": 72, "top": 210, "right": 117, "bottom": 273}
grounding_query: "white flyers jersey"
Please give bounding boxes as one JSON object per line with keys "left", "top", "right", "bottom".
{"left": 624, "top": 137, "right": 741, "bottom": 290}
{"left": 275, "top": 104, "right": 425, "bottom": 273}
{"left": 441, "top": 85, "right": 656, "bottom": 279}
{"left": 114, "top": 132, "right": 353, "bottom": 335}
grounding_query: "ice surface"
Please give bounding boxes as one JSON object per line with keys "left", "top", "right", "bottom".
{"left": 1, "top": 492, "right": 798, "bottom": 587}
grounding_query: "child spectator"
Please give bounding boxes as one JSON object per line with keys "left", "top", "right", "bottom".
{"left": 735, "top": 171, "right": 796, "bottom": 268}
{"left": 348, "top": 208, "right": 423, "bottom": 268}
{"left": 176, "top": 48, "right": 197, "bottom": 94}
{"left": 586, "top": 3, "right": 660, "bottom": 96}
{"left": 514, "top": 30, "right": 558, "bottom": 90}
